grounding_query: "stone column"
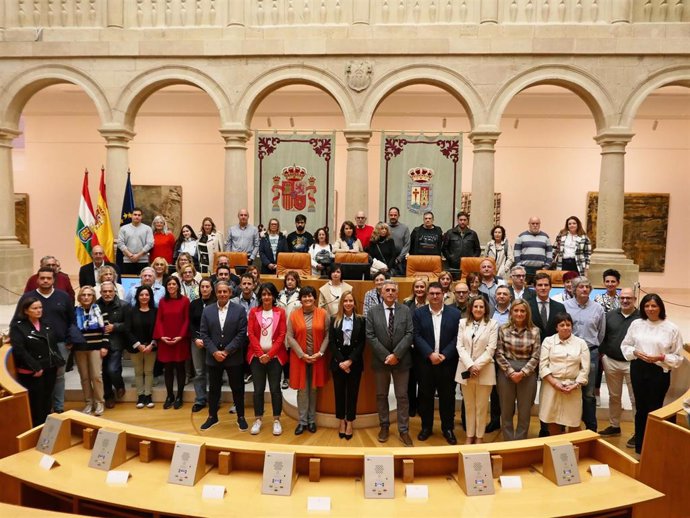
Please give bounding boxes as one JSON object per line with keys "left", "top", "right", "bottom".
{"left": 589, "top": 131, "right": 639, "bottom": 287}
{"left": 220, "top": 129, "right": 252, "bottom": 233}
{"left": 344, "top": 130, "right": 372, "bottom": 220}
{"left": 0, "top": 127, "right": 33, "bottom": 304}
{"left": 99, "top": 127, "right": 136, "bottom": 235}
{"left": 468, "top": 130, "right": 501, "bottom": 249}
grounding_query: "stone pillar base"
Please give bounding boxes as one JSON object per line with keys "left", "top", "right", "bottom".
{"left": 0, "top": 245, "right": 33, "bottom": 305}
{"left": 589, "top": 248, "right": 639, "bottom": 289}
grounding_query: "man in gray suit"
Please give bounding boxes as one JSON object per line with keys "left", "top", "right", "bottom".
{"left": 365, "top": 280, "right": 414, "bottom": 446}
{"left": 199, "top": 281, "right": 249, "bottom": 432}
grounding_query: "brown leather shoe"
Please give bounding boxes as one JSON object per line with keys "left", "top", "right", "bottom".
{"left": 399, "top": 432, "right": 413, "bottom": 447}
{"left": 104, "top": 398, "right": 116, "bottom": 409}
{"left": 377, "top": 426, "right": 389, "bottom": 443}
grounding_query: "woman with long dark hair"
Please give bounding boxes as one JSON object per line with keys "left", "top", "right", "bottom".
{"left": 621, "top": 293, "right": 684, "bottom": 454}
{"left": 174, "top": 224, "right": 199, "bottom": 268}
{"left": 553, "top": 215, "right": 591, "bottom": 276}
{"left": 484, "top": 225, "right": 514, "bottom": 278}
{"left": 309, "top": 227, "right": 334, "bottom": 276}
{"left": 247, "top": 282, "right": 288, "bottom": 436}
{"left": 329, "top": 291, "right": 366, "bottom": 440}
{"left": 126, "top": 286, "right": 158, "bottom": 408}
{"left": 154, "top": 276, "right": 190, "bottom": 410}
{"left": 318, "top": 263, "right": 353, "bottom": 317}
{"left": 332, "top": 220, "right": 364, "bottom": 253}
{"left": 197, "top": 217, "right": 223, "bottom": 275}
{"left": 10, "top": 297, "right": 63, "bottom": 425}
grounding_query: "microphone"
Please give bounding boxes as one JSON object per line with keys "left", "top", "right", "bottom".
{"left": 320, "top": 295, "right": 339, "bottom": 308}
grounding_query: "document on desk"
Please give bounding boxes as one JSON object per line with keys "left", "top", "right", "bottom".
{"left": 499, "top": 476, "right": 523, "bottom": 489}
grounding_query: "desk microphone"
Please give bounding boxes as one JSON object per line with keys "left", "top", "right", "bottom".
{"left": 320, "top": 295, "right": 339, "bottom": 308}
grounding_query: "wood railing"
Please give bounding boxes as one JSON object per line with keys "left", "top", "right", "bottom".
{"left": 0, "top": 345, "right": 32, "bottom": 459}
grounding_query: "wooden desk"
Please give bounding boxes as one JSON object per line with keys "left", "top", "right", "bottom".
{"left": 0, "top": 345, "right": 32, "bottom": 459}
{"left": 0, "top": 413, "right": 662, "bottom": 518}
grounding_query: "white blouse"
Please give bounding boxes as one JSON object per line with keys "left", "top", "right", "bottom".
{"left": 621, "top": 318, "right": 684, "bottom": 372}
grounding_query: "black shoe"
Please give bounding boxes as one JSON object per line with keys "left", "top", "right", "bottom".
{"left": 200, "top": 416, "right": 219, "bottom": 431}
{"left": 281, "top": 378, "right": 289, "bottom": 390}
{"left": 192, "top": 402, "right": 206, "bottom": 413}
{"left": 307, "top": 422, "right": 317, "bottom": 433}
{"left": 443, "top": 429, "right": 457, "bottom": 445}
{"left": 339, "top": 432, "right": 346, "bottom": 439}
{"left": 345, "top": 433, "right": 353, "bottom": 441}
{"left": 485, "top": 420, "right": 500, "bottom": 433}
{"left": 173, "top": 397, "right": 183, "bottom": 409}
{"left": 538, "top": 429, "right": 550, "bottom": 438}
{"left": 295, "top": 424, "right": 306, "bottom": 435}
{"left": 417, "top": 428, "right": 432, "bottom": 441}
{"left": 163, "top": 395, "right": 174, "bottom": 409}
{"left": 145, "top": 395, "right": 155, "bottom": 408}
{"left": 105, "top": 398, "right": 116, "bottom": 409}
{"left": 238, "top": 416, "right": 248, "bottom": 432}
{"left": 599, "top": 426, "right": 622, "bottom": 437}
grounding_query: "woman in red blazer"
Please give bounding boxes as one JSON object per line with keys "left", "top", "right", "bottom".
{"left": 247, "top": 282, "right": 288, "bottom": 436}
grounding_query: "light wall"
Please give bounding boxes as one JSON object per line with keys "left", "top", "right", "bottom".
{"left": 13, "top": 85, "right": 690, "bottom": 290}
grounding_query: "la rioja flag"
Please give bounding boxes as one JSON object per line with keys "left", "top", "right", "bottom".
{"left": 75, "top": 170, "right": 99, "bottom": 266}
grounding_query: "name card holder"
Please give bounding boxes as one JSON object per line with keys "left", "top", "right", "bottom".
{"left": 88, "top": 429, "right": 127, "bottom": 471}
{"left": 35, "top": 415, "right": 71, "bottom": 455}
{"left": 168, "top": 442, "right": 207, "bottom": 487}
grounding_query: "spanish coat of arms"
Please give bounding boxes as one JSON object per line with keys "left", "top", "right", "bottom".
{"left": 272, "top": 165, "right": 318, "bottom": 212}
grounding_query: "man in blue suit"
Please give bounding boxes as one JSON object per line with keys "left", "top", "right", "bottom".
{"left": 412, "top": 282, "right": 461, "bottom": 444}
{"left": 199, "top": 281, "right": 249, "bottom": 431}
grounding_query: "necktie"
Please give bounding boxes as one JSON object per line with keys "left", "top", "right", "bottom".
{"left": 387, "top": 307, "right": 395, "bottom": 337}
{"left": 540, "top": 301, "right": 548, "bottom": 325}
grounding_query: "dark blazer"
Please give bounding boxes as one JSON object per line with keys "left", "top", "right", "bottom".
{"left": 329, "top": 314, "right": 366, "bottom": 372}
{"left": 200, "top": 301, "right": 248, "bottom": 367}
{"left": 509, "top": 286, "right": 536, "bottom": 302}
{"left": 259, "top": 234, "right": 289, "bottom": 274}
{"left": 365, "top": 302, "right": 413, "bottom": 371}
{"left": 78, "top": 261, "right": 120, "bottom": 287}
{"left": 9, "top": 319, "right": 62, "bottom": 372}
{"left": 529, "top": 297, "right": 567, "bottom": 339}
{"left": 412, "top": 305, "right": 461, "bottom": 363}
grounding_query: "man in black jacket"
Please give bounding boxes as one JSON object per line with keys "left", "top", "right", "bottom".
{"left": 97, "top": 281, "right": 129, "bottom": 408}
{"left": 78, "top": 245, "right": 119, "bottom": 287}
{"left": 442, "top": 211, "right": 481, "bottom": 269}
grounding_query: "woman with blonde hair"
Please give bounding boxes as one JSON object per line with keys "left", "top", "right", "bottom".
{"left": 495, "top": 299, "right": 541, "bottom": 440}
{"left": 151, "top": 257, "right": 169, "bottom": 286}
{"left": 150, "top": 215, "right": 175, "bottom": 266}
{"left": 93, "top": 265, "right": 125, "bottom": 300}
{"left": 173, "top": 252, "right": 202, "bottom": 283}
{"left": 74, "top": 285, "right": 109, "bottom": 416}
{"left": 456, "top": 296, "right": 498, "bottom": 444}
{"left": 329, "top": 291, "right": 366, "bottom": 440}
{"left": 368, "top": 221, "right": 397, "bottom": 273}
{"left": 438, "top": 271, "right": 454, "bottom": 305}
{"left": 197, "top": 217, "right": 223, "bottom": 275}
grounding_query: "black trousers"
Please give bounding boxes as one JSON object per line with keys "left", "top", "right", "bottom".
{"left": 416, "top": 359, "right": 457, "bottom": 432}
{"left": 19, "top": 367, "right": 57, "bottom": 426}
{"left": 331, "top": 366, "right": 363, "bottom": 421}
{"left": 208, "top": 363, "right": 245, "bottom": 419}
{"left": 630, "top": 359, "right": 670, "bottom": 454}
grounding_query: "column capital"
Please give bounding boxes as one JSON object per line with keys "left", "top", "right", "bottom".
{"left": 99, "top": 127, "right": 136, "bottom": 148}
{"left": 0, "top": 127, "right": 21, "bottom": 147}
{"left": 468, "top": 130, "right": 501, "bottom": 150}
{"left": 343, "top": 129, "right": 373, "bottom": 142}
{"left": 593, "top": 130, "right": 634, "bottom": 150}
{"left": 219, "top": 128, "right": 252, "bottom": 148}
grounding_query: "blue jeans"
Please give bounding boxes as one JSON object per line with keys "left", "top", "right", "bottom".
{"left": 103, "top": 348, "right": 124, "bottom": 400}
{"left": 51, "top": 341, "right": 69, "bottom": 412}
{"left": 581, "top": 347, "right": 599, "bottom": 432}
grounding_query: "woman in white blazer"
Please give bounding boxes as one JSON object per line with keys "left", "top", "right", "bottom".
{"left": 456, "top": 296, "right": 499, "bottom": 444}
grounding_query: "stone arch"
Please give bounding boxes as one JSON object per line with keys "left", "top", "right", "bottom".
{"left": 1, "top": 64, "right": 112, "bottom": 128}
{"left": 619, "top": 66, "right": 690, "bottom": 128}
{"left": 487, "top": 64, "right": 614, "bottom": 131}
{"left": 235, "top": 64, "right": 356, "bottom": 128}
{"left": 115, "top": 65, "right": 232, "bottom": 130}
{"left": 360, "top": 65, "right": 485, "bottom": 129}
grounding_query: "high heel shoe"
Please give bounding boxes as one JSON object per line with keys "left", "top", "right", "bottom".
{"left": 338, "top": 419, "right": 346, "bottom": 439}
{"left": 345, "top": 420, "right": 353, "bottom": 441}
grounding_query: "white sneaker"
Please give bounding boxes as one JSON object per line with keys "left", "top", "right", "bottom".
{"left": 251, "top": 419, "right": 262, "bottom": 435}
{"left": 82, "top": 402, "right": 93, "bottom": 415}
{"left": 93, "top": 402, "right": 105, "bottom": 416}
{"left": 273, "top": 420, "right": 283, "bottom": 436}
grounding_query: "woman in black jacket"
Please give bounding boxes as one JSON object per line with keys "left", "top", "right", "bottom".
{"left": 189, "top": 278, "right": 216, "bottom": 412}
{"left": 10, "top": 297, "right": 63, "bottom": 425}
{"left": 125, "top": 286, "right": 158, "bottom": 409}
{"left": 328, "top": 290, "right": 366, "bottom": 440}
{"left": 259, "top": 218, "right": 289, "bottom": 274}
{"left": 368, "top": 222, "right": 397, "bottom": 274}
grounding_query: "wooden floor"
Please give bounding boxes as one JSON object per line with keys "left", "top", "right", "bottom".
{"left": 63, "top": 400, "right": 636, "bottom": 453}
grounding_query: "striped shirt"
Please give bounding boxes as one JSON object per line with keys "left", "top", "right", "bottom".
{"left": 495, "top": 325, "right": 541, "bottom": 376}
{"left": 513, "top": 230, "right": 553, "bottom": 269}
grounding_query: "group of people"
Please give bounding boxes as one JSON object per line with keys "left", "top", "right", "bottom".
{"left": 9, "top": 207, "right": 684, "bottom": 457}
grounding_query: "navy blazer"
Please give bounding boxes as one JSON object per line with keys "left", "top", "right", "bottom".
{"left": 200, "top": 301, "right": 248, "bottom": 367}
{"left": 329, "top": 315, "right": 366, "bottom": 372}
{"left": 259, "top": 234, "right": 289, "bottom": 274}
{"left": 412, "top": 305, "right": 461, "bottom": 363}
{"left": 529, "top": 297, "right": 567, "bottom": 339}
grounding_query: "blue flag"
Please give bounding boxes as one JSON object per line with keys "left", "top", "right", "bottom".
{"left": 116, "top": 171, "right": 135, "bottom": 269}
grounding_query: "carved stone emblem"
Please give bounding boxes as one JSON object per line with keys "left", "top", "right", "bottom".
{"left": 346, "top": 60, "right": 373, "bottom": 92}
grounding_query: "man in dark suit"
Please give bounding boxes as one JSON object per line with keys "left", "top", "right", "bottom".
{"left": 412, "top": 282, "right": 461, "bottom": 444}
{"left": 199, "top": 281, "right": 249, "bottom": 431}
{"left": 78, "top": 245, "right": 119, "bottom": 287}
{"left": 529, "top": 272, "right": 566, "bottom": 339}
{"left": 508, "top": 265, "right": 535, "bottom": 302}
{"left": 366, "top": 280, "right": 414, "bottom": 446}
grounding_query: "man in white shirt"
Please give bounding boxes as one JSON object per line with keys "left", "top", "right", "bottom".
{"left": 224, "top": 208, "right": 260, "bottom": 263}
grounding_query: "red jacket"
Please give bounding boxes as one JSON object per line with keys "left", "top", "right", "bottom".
{"left": 247, "top": 306, "right": 288, "bottom": 365}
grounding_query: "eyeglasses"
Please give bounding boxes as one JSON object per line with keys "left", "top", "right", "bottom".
{"left": 619, "top": 296, "right": 634, "bottom": 300}
{"left": 512, "top": 274, "right": 526, "bottom": 278}
{"left": 454, "top": 291, "right": 469, "bottom": 295}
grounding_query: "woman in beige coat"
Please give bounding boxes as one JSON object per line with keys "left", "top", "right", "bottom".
{"left": 538, "top": 312, "right": 589, "bottom": 435}
{"left": 456, "top": 296, "right": 498, "bottom": 444}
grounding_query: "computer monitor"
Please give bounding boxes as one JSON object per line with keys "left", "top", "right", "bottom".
{"left": 340, "top": 263, "right": 371, "bottom": 281}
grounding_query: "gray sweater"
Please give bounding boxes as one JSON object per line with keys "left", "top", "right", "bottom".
{"left": 117, "top": 223, "right": 154, "bottom": 263}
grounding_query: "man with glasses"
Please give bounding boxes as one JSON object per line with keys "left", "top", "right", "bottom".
{"left": 354, "top": 211, "right": 374, "bottom": 250}
{"left": 598, "top": 287, "right": 639, "bottom": 448}
{"left": 513, "top": 216, "right": 553, "bottom": 285}
{"left": 508, "top": 266, "right": 535, "bottom": 302}
{"left": 412, "top": 282, "right": 461, "bottom": 444}
{"left": 452, "top": 281, "right": 470, "bottom": 318}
